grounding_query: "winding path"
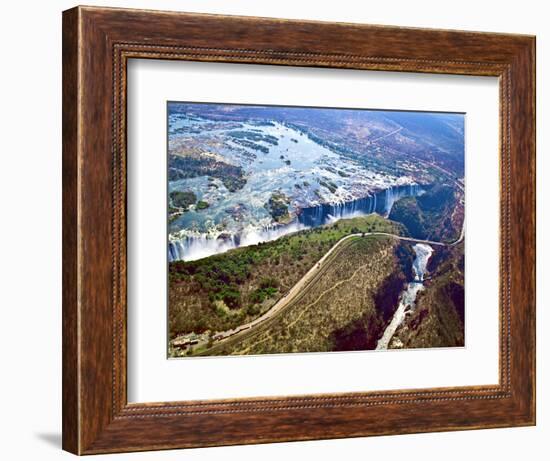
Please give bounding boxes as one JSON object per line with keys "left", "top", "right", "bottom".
{"left": 192, "top": 227, "right": 462, "bottom": 354}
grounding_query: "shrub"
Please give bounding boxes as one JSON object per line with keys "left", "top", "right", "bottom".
{"left": 196, "top": 200, "right": 209, "bottom": 210}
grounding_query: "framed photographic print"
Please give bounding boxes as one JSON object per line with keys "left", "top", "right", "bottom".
{"left": 62, "top": 6, "right": 535, "bottom": 455}
{"left": 165, "top": 101, "right": 464, "bottom": 358}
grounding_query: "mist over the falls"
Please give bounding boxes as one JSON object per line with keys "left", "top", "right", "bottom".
{"left": 168, "top": 184, "right": 424, "bottom": 262}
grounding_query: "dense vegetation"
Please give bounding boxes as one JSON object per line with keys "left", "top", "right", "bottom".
{"left": 228, "top": 129, "right": 279, "bottom": 154}
{"left": 229, "top": 130, "right": 279, "bottom": 145}
{"left": 196, "top": 200, "right": 209, "bottom": 210}
{"left": 168, "top": 154, "right": 247, "bottom": 192}
{"left": 265, "top": 192, "right": 290, "bottom": 223}
{"left": 169, "top": 190, "right": 196, "bottom": 210}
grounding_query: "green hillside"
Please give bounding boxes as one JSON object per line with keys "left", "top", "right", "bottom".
{"left": 203, "top": 235, "right": 402, "bottom": 356}
{"left": 169, "top": 215, "right": 405, "bottom": 345}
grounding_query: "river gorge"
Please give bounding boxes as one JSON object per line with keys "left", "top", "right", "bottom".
{"left": 376, "top": 243, "right": 434, "bottom": 350}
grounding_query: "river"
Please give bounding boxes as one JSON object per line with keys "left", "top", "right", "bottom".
{"left": 375, "top": 243, "right": 433, "bottom": 350}
{"left": 168, "top": 114, "right": 425, "bottom": 262}
{"left": 168, "top": 184, "right": 424, "bottom": 262}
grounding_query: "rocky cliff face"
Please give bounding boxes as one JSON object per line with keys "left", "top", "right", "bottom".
{"left": 389, "top": 243, "right": 465, "bottom": 349}
{"left": 388, "top": 183, "right": 461, "bottom": 243}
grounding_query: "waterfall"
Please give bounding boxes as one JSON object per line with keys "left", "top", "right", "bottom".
{"left": 412, "top": 243, "right": 433, "bottom": 282}
{"left": 168, "top": 234, "right": 240, "bottom": 262}
{"left": 169, "top": 183, "right": 425, "bottom": 262}
{"left": 298, "top": 184, "right": 423, "bottom": 227}
{"left": 382, "top": 184, "right": 422, "bottom": 217}
{"left": 385, "top": 186, "right": 394, "bottom": 214}
{"left": 169, "top": 221, "right": 308, "bottom": 262}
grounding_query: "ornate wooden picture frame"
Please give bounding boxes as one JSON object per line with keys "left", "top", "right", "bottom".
{"left": 62, "top": 5, "right": 535, "bottom": 455}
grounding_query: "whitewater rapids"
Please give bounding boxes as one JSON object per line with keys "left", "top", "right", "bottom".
{"left": 376, "top": 243, "right": 433, "bottom": 350}
{"left": 168, "top": 184, "right": 423, "bottom": 262}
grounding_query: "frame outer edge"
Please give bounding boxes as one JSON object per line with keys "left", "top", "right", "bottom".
{"left": 521, "top": 36, "right": 536, "bottom": 425}
{"left": 531, "top": 36, "right": 537, "bottom": 425}
{"left": 63, "top": 6, "right": 536, "bottom": 454}
{"left": 497, "top": 37, "right": 536, "bottom": 425}
{"left": 62, "top": 6, "right": 81, "bottom": 455}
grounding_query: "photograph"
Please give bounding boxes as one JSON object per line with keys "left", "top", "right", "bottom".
{"left": 167, "top": 102, "right": 466, "bottom": 357}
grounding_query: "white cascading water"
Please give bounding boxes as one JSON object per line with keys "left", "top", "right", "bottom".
{"left": 168, "top": 184, "right": 424, "bottom": 262}
{"left": 169, "top": 221, "right": 309, "bottom": 262}
{"left": 376, "top": 243, "right": 433, "bottom": 350}
{"left": 383, "top": 184, "right": 421, "bottom": 217}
